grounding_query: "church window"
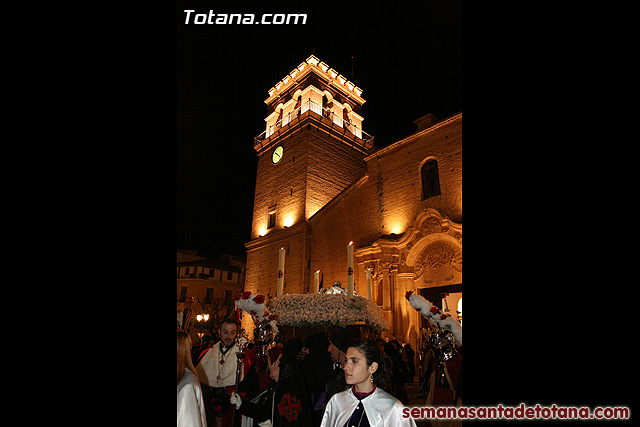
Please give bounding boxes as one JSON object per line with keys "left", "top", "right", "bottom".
{"left": 268, "top": 211, "right": 277, "bottom": 229}
{"left": 421, "top": 159, "right": 441, "bottom": 200}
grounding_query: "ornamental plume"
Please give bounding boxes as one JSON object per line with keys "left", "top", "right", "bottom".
{"left": 405, "top": 291, "right": 462, "bottom": 346}
{"left": 234, "top": 291, "right": 279, "bottom": 335}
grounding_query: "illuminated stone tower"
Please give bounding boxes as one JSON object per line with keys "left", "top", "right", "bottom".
{"left": 244, "top": 55, "right": 375, "bottom": 331}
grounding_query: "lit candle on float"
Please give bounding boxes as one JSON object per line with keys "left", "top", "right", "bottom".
{"left": 277, "top": 247, "right": 285, "bottom": 297}
{"left": 366, "top": 269, "right": 372, "bottom": 300}
{"left": 313, "top": 270, "right": 320, "bottom": 293}
{"left": 347, "top": 241, "right": 354, "bottom": 298}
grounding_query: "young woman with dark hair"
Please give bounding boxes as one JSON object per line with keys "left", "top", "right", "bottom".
{"left": 320, "top": 339, "right": 416, "bottom": 427}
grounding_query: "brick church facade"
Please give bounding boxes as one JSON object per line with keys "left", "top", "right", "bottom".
{"left": 244, "top": 55, "right": 462, "bottom": 348}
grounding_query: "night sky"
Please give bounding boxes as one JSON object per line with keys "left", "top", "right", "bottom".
{"left": 177, "top": 1, "right": 462, "bottom": 259}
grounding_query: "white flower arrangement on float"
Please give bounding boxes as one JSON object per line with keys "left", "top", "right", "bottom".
{"left": 270, "top": 292, "right": 390, "bottom": 331}
{"left": 405, "top": 290, "right": 462, "bottom": 346}
{"left": 234, "top": 291, "right": 279, "bottom": 335}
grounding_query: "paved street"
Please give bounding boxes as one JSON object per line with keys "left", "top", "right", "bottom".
{"left": 406, "top": 381, "right": 430, "bottom": 426}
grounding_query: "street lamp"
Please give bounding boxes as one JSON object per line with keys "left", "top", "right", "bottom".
{"left": 195, "top": 313, "right": 210, "bottom": 343}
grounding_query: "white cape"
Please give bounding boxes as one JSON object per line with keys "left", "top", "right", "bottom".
{"left": 320, "top": 387, "right": 416, "bottom": 427}
{"left": 177, "top": 369, "right": 208, "bottom": 427}
{"left": 195, "top": 342, "right": 243, "bottom": 387}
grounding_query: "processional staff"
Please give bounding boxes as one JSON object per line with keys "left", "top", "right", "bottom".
{"left": 230, "top": 329, "right": 249, "bottom": 427}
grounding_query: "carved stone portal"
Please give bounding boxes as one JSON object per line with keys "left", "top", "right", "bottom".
{"left": 352, "top": 208, "right": 462, "bottom": 344}
{"left": 414, "top": 241, "right": 462, "bottom": 282}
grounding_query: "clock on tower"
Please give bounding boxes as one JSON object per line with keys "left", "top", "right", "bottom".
{"left": 272, "top": 145, "right": 284, "bottom": 164}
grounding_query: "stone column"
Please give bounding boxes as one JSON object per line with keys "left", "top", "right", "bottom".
{"left": 396, "top": 271, "right": 418, "bottom": 345}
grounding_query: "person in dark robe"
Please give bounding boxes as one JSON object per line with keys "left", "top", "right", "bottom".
{"left": 300, "top": 332, "right": 333, "bottom": 427}
{"left": 325, "top": 328, "right": 355, "bottom": 402}
{"left": 230, "top": 339, "right": 313, "bottom": 426}
{"left": 387, "top": 339, "right": 410, "bottom": 405}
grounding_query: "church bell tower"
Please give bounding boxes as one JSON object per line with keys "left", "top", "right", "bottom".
{"left": 244, "top": 55, "right": 375, "bottom": 323}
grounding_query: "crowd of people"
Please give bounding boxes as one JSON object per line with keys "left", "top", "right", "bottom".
{"left": 178, "top": 318, "right": 423, "bottom": 427}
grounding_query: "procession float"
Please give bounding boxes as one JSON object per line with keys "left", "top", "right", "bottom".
{"left": 178, "top": 240, "right": 463, "bottom": 404}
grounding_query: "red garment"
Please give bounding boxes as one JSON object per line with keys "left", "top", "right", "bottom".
{"left": 353, "top": 384, "right": 377, "bottom": 400}
{"left": 445, "top": 352, "right": 462, "bottom": 391}
{"left": 197, "top": 345, "right": 212, "bottom": 364}
{"left": 432, "top": 352, "right": 462, "bottom": 406}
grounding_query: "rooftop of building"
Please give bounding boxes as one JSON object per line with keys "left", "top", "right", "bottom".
{"left": 264, "top": 55, "right": 365, "bottom": 107}
{"left": 177, "top": 252, "right": 245, "bottom": 272}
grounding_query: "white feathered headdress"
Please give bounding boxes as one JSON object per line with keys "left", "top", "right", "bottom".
{"left": 405, "top": 291, "right": 462, "bottom": 346}
{"left": 234, "top": 291, "right": 279, "bottom": 335}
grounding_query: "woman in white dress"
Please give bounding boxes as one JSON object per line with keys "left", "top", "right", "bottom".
{"left": 177, "top": 329, "right": 208, "bottom": 427}
{"left": 320, "top": 339, "right": 416, "bottom": 427}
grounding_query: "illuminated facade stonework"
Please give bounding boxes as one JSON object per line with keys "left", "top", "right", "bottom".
{"left": 244, "top": 56, "right": 462, "bottom": 347}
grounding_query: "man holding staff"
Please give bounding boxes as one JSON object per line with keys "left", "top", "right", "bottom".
{"left": 196, "top": 318, "right": 254, "bottom": 427}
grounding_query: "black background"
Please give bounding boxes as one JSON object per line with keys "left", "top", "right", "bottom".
{"left": 29, "top": 2, "right": 631, "bottom": 422}
{"left": 172, "top": 0, "right": 632, "bottom": 415}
